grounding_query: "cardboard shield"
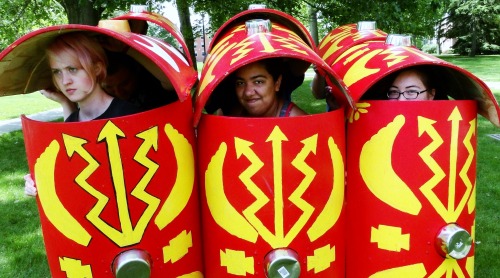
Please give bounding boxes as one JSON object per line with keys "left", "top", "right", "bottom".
{"left": 194, "top": 8, "right": 350, "bottom": 277}
{"left": 317, "top": 22, "right": 387, "bottom": 67}
{"left": 0, "top": 24, "right": 202, "bottom": 277}
{"left": 346, "top": 100, "right": 477, "bottom": 277}
{"left": 197, "top": 112, "right": 346, "bottom": 277}
{"left": 328, "top": 39, "right": 500, "bottom": 126}
{"left": 194, "top": 9, "right": 352, "bottom": 126}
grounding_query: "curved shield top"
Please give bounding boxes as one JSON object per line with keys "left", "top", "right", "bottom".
{"left": 207, "top": 8, "right": 316, "bottom": 53}
{"left": 112, "top": 9, "right": 193, "bottom": 66}
{"left": 194, "top": 20, "right": 352, "bottom": 126}
{"left": 0, "top": 24, "right": 197, "bottom": 102}
{"left": 318, "top": 22, "right": 387, "bottom": 67}
{"left": 330, "top": 40, "right": 500, "bottom": 127}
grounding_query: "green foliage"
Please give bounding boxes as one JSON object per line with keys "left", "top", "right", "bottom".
{"left": 445, "top": 0, "right": 500, "bottom": 56}
{"left": 422, "top": 43, "right": 438, "bottom": 54}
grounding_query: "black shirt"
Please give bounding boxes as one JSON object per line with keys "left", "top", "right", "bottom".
{"left": 65, "top": 98, "right": 141, "bottom": 122}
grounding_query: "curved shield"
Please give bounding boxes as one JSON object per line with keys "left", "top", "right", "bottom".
{"left": 318, "top": 22, "right": 387, "bottom": 67}
{"left": 194, "top": 9, "right": 353, "bottom": 126}
{"left": 346, "top": 100, "right": 477, "bottom": 277}
{"left": 198, "top": 111, "right": 346, "bottom": 277}
{"left": 1, "top": 24, "right": 202, "bottom": 277}
{"left": 112, "top": 8, "right": 193, "bottom": 66}
{"left": 329, "top": 40, "right": 500, "bottom": 127}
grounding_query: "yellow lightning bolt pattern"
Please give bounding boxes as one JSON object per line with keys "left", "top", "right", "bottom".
{"left": 235, "top": 137, "right": 271, "bottom": 241}
{"left": 380, "top": 48, "right": 408, "bottom": 67}
{"left": 162, "top": 230, "right": 192, "bottom": 263}
{"left": 220, "top": 249, "right": 254, "bottom": 275}
{"left": 288, "top": 134, "right": 317, "bottom": 245}
{"left": 36, "top": 139, "right": 91, "bottom": 246}
{"left": 273, "top": 33, "right": 308, "bottom": 56}
{"left": 197, "top": 32, "right": 237, "bottom": 97}
{"left": 370, "top": 225, "right": 410, "bottom": 252}
{"left": 130, "top": 126, "right": 161, "bottom": 241}
{"left": 307, "top": 244, "right": 335, "bottom": 274}
{"left": 418, "top": 116, "right": 449, "bottom": 222}
{"left": 231, "top": 35, "right": 255, "bottom": 64}
{"left": 59, "top": 257, "right": 92, "bottom": 278}
{"left": 370, "top": 264, "right": 427, "bottom": 278}
{"left": 318, "top": 26, "right": 351, "bottom": 59}
{"left": 458, "top": 116, "right": 476, "bottom": 220}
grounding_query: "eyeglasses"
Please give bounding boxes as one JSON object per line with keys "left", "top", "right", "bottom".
{"left": 387, "top": 89, "right": 428, "bottom": 99}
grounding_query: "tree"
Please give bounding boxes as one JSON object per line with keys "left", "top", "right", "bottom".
{"left": 445, "top": 0, "right": 500, "bottom": 56}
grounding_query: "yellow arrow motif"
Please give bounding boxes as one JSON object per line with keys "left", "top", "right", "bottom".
{"left": 36, "top": 139, "right": 91, "bottom": 246}
{"left": 98, "top": 121, "right": 132, "bottom": 238}
{"left": 307, "top": 137, "right": 345, "bottom": 242}
{"left": 131, "top": 126, "right": 160, "bottom": 240}
{"left": 448, "top": 107, "right": 462, "bottom": 217}
{"left": 155, "top": 124, "right": 195, "bottom": 230}
{"left": 267, "top": 126, "right": 288, "bottom": 243}
{"left": 288, "top": 134, "right": 317, "bottom": 243}
{"left": 428, "top": 258, "right": 466, "bottom": 278}
{"left": 235, "top": 137, "right": 270, "bottom": 240}
{"left": 360, "top": 115, "right": 422, "bottom": 215}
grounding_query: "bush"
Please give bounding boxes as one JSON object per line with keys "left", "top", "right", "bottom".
{"left": 481, "top": 43, "right": 500, "bottom": 54}
{"left": 421, "top": 44, "right": 438, "bottom": 54}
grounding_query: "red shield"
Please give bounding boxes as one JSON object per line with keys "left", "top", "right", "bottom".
{"left": 197, "top": 111, "right": 346, "bottom": 277}
{"left": 22, "top": 101, "right": 203, "bottom": 277}
{"left": 346, "top": 100, "right": 477, "bottom": 277}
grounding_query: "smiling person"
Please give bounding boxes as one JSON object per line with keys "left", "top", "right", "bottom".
{"left": 227, "top": 58, "right": 307, "bottom": 117}
{"left": 387, "top": 67, "right": 446, "bottom": 101}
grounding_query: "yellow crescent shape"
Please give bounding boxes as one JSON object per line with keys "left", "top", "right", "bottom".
{"left": 360, "top": 115, "right": 422, "bottom": 215}
{"left": 307, "top": 137, "right": 345, "bottom": 242}
{"left": 155, "top": 124, "right": 195, "bottom": 230}
{"left": 36, "top": 140, "right": 91, "bottom": 246}
{"left": 205, "top": 142, "right": 258, "bottom": 243}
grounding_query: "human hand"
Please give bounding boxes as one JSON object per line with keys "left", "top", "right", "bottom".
{"left": 40, "top": 89, "right": 70, "bottom": 104}
{"left": 24, "top": 174, "right": 37, "bottom": 197}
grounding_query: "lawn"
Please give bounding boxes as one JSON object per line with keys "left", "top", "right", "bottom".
{"left": 0, "top": 55, "right": 499, "bottom": 277}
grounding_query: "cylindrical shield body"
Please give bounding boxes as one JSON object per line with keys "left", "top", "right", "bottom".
{"left": 194, "top": 8, "right": 352, "bottom": 277}
{"left": 197, "top": 112, "right": 346, "bottom": 277}
{"left": 346, "top": 100, "right": 477, "bottom": 277}
{"left": 328, "top": 33, "right": 500, "bottom": 277}
{"left": 0, "top": 23, "right": 202, "bottom": 277}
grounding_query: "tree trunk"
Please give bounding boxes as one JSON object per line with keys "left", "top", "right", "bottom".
{"left": 469, "top": 17, "right": 477, "bottom": 57}
{"left": 57, "top": 0, "right": 102, "bottom": 25}
{"left": 308, "top": 5, "right": 319, "bottom": 46}
{"left": 176, "top": 0, "right": 197, "bottom": 71}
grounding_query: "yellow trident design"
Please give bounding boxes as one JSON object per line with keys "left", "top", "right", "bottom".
{"left": 35, "top": 121, "right": 194, "bottom": 248}
{"left": 205, "top": 125, "right": 345, "bottom": 247}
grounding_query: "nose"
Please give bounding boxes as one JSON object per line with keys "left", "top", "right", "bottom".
{"left": 61, "top": 72, "right": 72, "bottom": 85}
{"left": 244, "top": 83, "right": 256, "bottom": 96}
{"left": 397, "top": 93, "right": 407, "bottom": 101}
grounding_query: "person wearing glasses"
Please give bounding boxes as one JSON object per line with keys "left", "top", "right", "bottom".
{"left": 386, "top": 67, "right": 447, "bottom": 101}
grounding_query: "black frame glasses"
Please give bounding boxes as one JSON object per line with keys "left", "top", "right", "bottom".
{"left": 387, "top": 89, "right": 428, "bottom": 99}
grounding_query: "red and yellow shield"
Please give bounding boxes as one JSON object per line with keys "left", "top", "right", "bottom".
{"left": 0, "top": 22, "right": 202, "bottom": 277}
{"left": 197, "top": 112, "right": 346, "bottom": 277}
{"left": 346, "top": 100, "right": 477, "bottom": 277}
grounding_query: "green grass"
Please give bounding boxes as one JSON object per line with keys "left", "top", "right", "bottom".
{"left": 1, "top": 56, "right": 499, "bottom": 277}
{"left": 0, "top": 92, "right": 60, "bottom": 121}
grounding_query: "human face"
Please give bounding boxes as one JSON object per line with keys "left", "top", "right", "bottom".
{"left": 49, "top": 51, "right": 95, "bottom": 104}
{"left": 389, "top": 70, "right": 435, "bottom": 101}
{"left": 234, "top": 62, "right": 282, "bottom": 117}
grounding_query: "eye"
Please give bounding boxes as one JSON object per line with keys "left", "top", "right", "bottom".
{"left": 235, "top": 80, "right": 245, "bottom": 87}
{"left": 405, "top": 90, "right": 419, "bottom": 95}
{"left": 51, "top": 69, "right": 61, "bottom": 76}
{"left": 68, "top": 67, "right": 78, "bottom": 73}
{"left": 387, "top": 90, "right": 400, "bottom": 95}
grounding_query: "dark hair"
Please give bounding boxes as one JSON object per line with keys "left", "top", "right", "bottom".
{"left": 258, "top": 58, "right": 284, "bottom": 81}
